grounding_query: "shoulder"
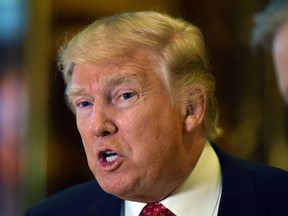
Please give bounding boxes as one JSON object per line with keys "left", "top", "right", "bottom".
{"left": 213, "top": 144, "right": 288, "bottom": 215}
{"left": 233, "top": 154, "right": 288, "bottom": 213}
{"left": 235, "top": 154, "right": 288, "bottom": 197}
{"left": 213, "top": 143, "right": 288, "bottom": 181}
{"left": 25, "top": 180, "right": 122, "bottom": 216}
{"left": 221, "top": 146, "right": 288, "bottom": 183}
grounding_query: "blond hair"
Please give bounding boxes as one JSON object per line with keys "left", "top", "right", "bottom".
{"left": 58, "top": 11, "right": 222, "bottom": 141}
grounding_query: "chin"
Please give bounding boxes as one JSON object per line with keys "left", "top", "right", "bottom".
{"left": 97, "top": 174, "right": 131, "bottom": 196}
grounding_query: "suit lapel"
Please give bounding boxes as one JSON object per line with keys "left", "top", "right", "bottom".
{"left": 213, "top": 145, "right": 268, "bottom": 216}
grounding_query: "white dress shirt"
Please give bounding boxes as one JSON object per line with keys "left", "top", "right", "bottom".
{"left": 124, "top": 142, "right": 222, "bottom": 216}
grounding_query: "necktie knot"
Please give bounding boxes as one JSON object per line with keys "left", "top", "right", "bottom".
{"left": 139, "top": 202, "right": 176, "bottom": 216}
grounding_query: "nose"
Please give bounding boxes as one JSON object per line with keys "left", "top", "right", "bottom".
{"left": 89, "top": 107, "right": 118, "bottom": 137}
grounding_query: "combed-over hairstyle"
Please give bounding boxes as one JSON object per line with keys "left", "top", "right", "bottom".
{"left": 58, "top": 11, "right": 222, "bottom": 141}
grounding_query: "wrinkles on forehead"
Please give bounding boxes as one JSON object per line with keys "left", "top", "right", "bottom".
{"left": 101, "top": 72, "right": 148, "bottom": 88}
{"left": 64, "top": 50, "right": 165, "bottom": 112}
{"left": 65, "top": 65, "right": 150, "bottom": 103}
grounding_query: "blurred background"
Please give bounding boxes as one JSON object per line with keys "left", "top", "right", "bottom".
{"left": 0, "top": 0, "right": 287, "bottom": 215}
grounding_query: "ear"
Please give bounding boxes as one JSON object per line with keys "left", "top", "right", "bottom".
{"left": 184, "top": 95, "right": 206, "bottom": 132}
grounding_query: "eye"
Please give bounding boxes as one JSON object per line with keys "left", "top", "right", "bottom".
{"left": 76, "top": 101, "right": 92, "bottom": 108}
{"left": 112, "top": 90, "right": 139, "bottom": 108}
{"left": 121, "top": 92, "right": 136, "bottom": 100}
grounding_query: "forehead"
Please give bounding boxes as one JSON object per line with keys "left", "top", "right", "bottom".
{"left": 69, "top": 58, "right": 158, "bottom": 91}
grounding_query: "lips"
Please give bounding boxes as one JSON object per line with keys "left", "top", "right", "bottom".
{"left": 97, "top": 149, "right": 123, "bottom": 171}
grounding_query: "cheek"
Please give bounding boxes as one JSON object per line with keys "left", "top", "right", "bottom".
{"left": 76, "top": 117, "right": 92, "bottom": 151}
{"left": 124, "top": 109, "right": 183, "bottom": 156}
{"left": 76, "top": 117, "right": 97, "bottom": 172}
{"left": 76, "top": 117, "right": 87, "bottom": 138}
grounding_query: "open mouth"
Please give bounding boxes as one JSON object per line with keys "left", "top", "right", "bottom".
{"left": 102, "top": 150, "right": 118, "bottom": 163}
{"left": 97, "top": 149, "right": 123, "bottom": 170}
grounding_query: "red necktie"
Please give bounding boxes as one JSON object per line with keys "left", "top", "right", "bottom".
{"left": 139, "top": 202, "right": 176, "bottom": 216}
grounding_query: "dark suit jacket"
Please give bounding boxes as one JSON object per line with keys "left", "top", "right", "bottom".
{"left": 25, "top": 145, "right": 288, "bottom": 216}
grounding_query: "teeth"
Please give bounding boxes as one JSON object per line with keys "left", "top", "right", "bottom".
{"left": 106, "top": 155, "right": 117, "bottom": 162}
{"left": 103, "top": 151, "right": 118, "bottom": 163}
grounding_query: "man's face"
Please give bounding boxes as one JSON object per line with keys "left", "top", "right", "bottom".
{"left": 272, "top": 22, "right": 288, "bottom": 104}
{"left": 68, "top": 58, "right": 204, "bottom": 202}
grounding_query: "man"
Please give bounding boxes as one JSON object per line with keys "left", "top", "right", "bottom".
{"left": 26, "top": 11, "right": 288, "bottom": 216}
{"left": 251, "top": 0, "right": 288, "bottom": 104}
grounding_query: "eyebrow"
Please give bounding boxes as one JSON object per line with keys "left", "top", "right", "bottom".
{"left": 102, "top": 73, "right": 147, "bottom": 88}
{"left": 66, "top": 73, "right": 148, "bottom": 102}
{"left": 66, "top": 87, "right": 86, "bottom": 98}
{"left": 65, "top": 87, "right": 90, "bottom": 106}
